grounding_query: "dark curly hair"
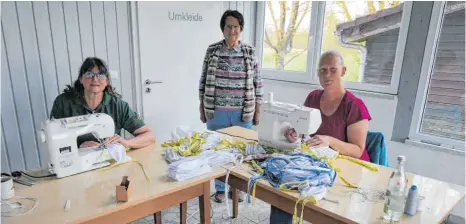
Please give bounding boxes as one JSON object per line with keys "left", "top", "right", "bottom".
{"left": 220, "top": 10, "right": 244, "bottom": 32}
{"left": 64, "top": 57, "right": 120, "bottom": 98}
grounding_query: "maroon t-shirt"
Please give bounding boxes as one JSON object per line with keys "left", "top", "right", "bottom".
{"left": 304, "top": 90, "right": 371, "bottom": 161}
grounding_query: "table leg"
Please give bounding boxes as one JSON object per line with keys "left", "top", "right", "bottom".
{"left": 180, "top": 201, "right": 187, "bottom": 224}
{"left": 153, "top": 211, "right": 162, "bottom": 224}
{"left": 199, "top": 181, "right": 211, "bottom": 224}
{"left": 231, "top": 187, "right": 239, "bottom": 218}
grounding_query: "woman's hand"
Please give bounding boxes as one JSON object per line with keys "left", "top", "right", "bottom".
{"left": 284, "top": 128, "right": 298, "bottom": 143}
{"left": 200, "top": 112, "right": 206, "bottom": 123}
{"left": 104, "top": 134, "right": 129, "bottom": 148}
{"left": 305, "top": 135, "right": 332, "bottom": 148}
{"left": 253, "top": 112, "right": 260, "bottom": 126}
{"left": 200, "top": 102, "right": 206, "bottom": 123}
{"left": 80, "top": 141, "right": 100, "bottom": 148}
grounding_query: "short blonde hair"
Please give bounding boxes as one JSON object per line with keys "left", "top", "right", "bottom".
{"left": 318, "top": 50, "right": 344, "bottom": 67}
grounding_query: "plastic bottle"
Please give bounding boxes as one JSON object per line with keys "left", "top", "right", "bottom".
{"left": 404, "top": 185, "right": 419, "bottom": 216}
{"left": 383, "top": 155, "right": 408, "bottom": 222}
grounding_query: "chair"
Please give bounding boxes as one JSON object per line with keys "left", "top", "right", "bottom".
{"left": 365, "top": 131, "right": 389, "bottom": 167}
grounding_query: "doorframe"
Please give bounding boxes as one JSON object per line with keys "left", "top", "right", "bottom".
{"left": 128, "top": 2, "right": 245, "bottom": 119}
{"left": 129, "top": 1, "right": 144, "bottom": 118}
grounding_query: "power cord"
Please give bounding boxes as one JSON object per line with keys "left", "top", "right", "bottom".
{"left": 1, "top": 196, "right": 39, "bottom": 217}
{"left": 216, "top": 131, "right": 258, "bottom": 142}
{"left": 17, "top": 171, "right": 56, "bottom": 179}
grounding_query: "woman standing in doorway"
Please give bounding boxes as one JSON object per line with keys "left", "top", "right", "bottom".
{"left": 198, "top": 10, "right": 264, "bottom": 203}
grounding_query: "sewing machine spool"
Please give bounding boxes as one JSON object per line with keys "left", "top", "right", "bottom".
{"left": 1, "top": 176, "right": 15, "bottom": 200}
{"left": 116, "top": 176, "right": 132, "bottom": 203}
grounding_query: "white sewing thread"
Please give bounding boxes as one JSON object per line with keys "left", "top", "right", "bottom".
{"left": 221, "top": 154, "right": 245, "bottom": 217}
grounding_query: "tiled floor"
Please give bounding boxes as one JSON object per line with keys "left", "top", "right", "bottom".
{"left": 129, "top": 181, "right": 276, "bottom": 224}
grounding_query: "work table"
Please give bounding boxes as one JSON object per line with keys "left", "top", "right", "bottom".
{"left": 2, "top": 127, "right": 465, "bottom": 224}
{"left": 220, "top": 126, "right": 465, "bottom": 224}
{"left": 2, "top": 145, "right": 224, "bottom": 224}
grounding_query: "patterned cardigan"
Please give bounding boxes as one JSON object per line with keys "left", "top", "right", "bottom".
{"left": 199, "top": 40, "right": 261, "bottom": 122}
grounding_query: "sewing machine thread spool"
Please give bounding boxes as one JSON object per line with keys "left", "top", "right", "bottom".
{"left": 1, "top": 176, "right": 15, "bottom": 200}
{"left": 404, "top": 185, "right": 418, "bottom": 216}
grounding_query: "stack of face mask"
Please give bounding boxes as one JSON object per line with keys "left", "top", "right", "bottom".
{"left": 165, "top": 148, "right": 182, "bottom": 163}
{"left": 167, "top": 156, "right": 212, "bottom": 181}
{"left": 195, "top": 150, "right": 239, "bottom": 167}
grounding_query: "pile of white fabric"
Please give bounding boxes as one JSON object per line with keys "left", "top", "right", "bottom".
{"left": 164, "top": 127, "right": 243, "bottom": 181}
{"left": 105, "top": 143, "right": 131, "bottom": 162}
{"left": 167, "top": 156, "right": 212, "bottom": 181}
{"left": 196, "top": 149, "right": 240, "bottom": 167}
{"left": 167, "top": 149, "right": 241, "bottom": 181}
{"left": 163, "top": 126, "right": 270, "bottom": 181}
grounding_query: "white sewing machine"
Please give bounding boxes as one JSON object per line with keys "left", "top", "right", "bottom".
{"left": 39, "top": 113, "right": 115, "bottom": 178}
{"left": 256, "top": 92, "right": 322, "bottom": 149}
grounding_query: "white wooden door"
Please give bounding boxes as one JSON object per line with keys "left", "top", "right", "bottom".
{"left": 137, "top": 2, "right": 224, "bottom": 142}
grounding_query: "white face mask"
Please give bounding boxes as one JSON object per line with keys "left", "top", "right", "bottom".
{"left": 298, "top": 182, "right": 327, "bottom": 200}
{"left": 105, "top": 143, "right": 131, "bottom": 162}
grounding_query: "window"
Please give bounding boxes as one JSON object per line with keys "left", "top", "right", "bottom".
{"left": 255, "top": 1, "right": 413, "bottom": 94}
{"left": 261, "top": 2, "right": 312, "bottom": 72}
{"left": 409, "top": 1, "right": 465, "bottom": 150}
{"left": 322, "top": 1, "right": 404, "bottom": 86}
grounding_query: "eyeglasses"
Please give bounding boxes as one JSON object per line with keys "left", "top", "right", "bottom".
{"left": 83, "top": 72, "right": 106, "bottom": 79}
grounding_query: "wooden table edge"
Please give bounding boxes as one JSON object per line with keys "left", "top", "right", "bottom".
{"left": 69, "top": 170, "right": 224, "bottom": 224}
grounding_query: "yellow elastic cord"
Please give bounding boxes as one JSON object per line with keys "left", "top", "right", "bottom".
{"left": 211, "top": 139, "right": 257, "bottom": 155}
{"left": 100, "top": 159, "right": 151, "bottom": 181}
{"left": 300, "top": 144, "right": 319, "bottom": 158}
{"left": 326, "top": 159, "right": 358, "bottom": 189}
{"left": 293, "top": 198, "right": 305, "bottom": 224}
{"left": 161, "top": 132, "right": 208, "bottom": 156}
{"left": 249, "top": 160, "right": 264, "bottom": 174}
{"left": 339, "top": 175, "right": 358, "bottom": 188}
{"left": 299, "top": 144, "right": 339, "bottom": 162}
{"left": 292, "top": 196, "right": 317, "bottom": 224}
{"left": 297, "top": 147, "right": 378, "bottom": 189}
{"left": 251, "top": 177, "right": 265, "bottom": 205}
{"left": 337, "top": 155, "right": 379, "bottom": 171}
{"left": 278, "top": 180, "right": 308, "bottom": 192}
{"left": 299, "top": 197, "right": 317, "bottom": 224}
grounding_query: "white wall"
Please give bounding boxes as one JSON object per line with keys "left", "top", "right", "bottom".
{"left": 1, "top": 1, "right": 135, "bottom": 172}
{"left": 263, "top": 79, "right": 465, "bottom": 218}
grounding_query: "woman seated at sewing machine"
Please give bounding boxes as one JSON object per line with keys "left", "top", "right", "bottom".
{"left": 274, "top": 50, "right": 372, "bottom": 223}
{"left": 50, "top": 57, "right": 155, "bottom": 149}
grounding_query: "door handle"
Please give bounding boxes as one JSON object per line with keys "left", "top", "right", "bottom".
{"left": 145, "top": 79, "right": 163, "bottom": 85}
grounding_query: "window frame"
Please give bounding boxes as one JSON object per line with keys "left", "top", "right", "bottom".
{"left": 408, "top": 1, "right": 465, "bottom": 151}
{"left": 255, "top": 1, "right": 413, "bottom": 95}
{"left": 254, "top": 1, "right": 322, "bottom": 83}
